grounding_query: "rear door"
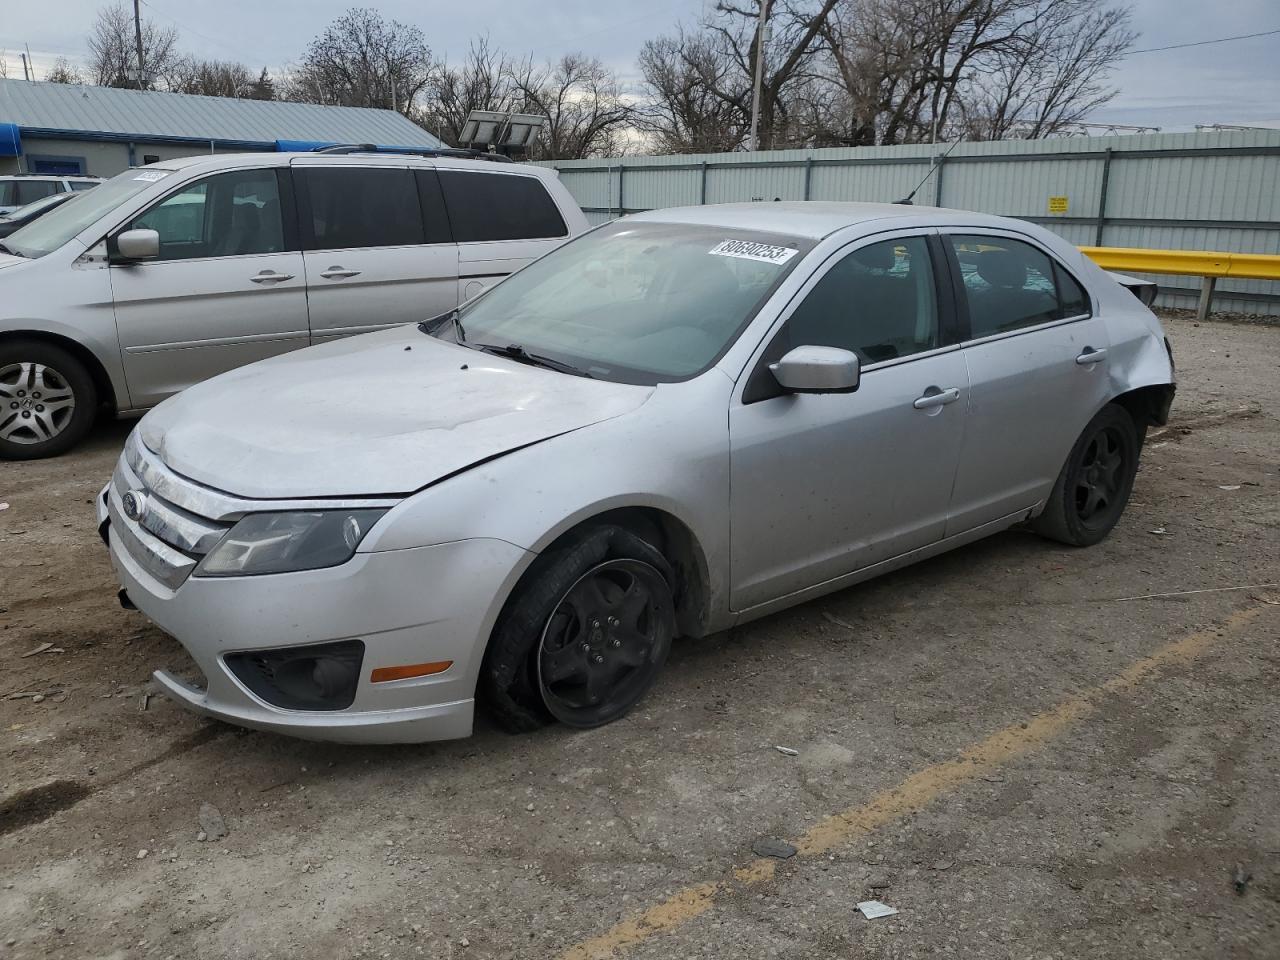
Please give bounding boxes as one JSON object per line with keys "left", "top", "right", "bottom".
{"left": 437, "top": 169, "right": 572, "bottom": 302}
{"left": 292, "top": 163, "right": 458, "bottom": 340}
{"left": 109, "top": 166, "right": 310, "bottom": 407}
{"left": 942, "top": 230, "right": 1111, "bottom": 533}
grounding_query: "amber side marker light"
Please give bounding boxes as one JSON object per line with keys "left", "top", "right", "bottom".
{"left": 370, "top": 661, "right": 453, "bottom": 683}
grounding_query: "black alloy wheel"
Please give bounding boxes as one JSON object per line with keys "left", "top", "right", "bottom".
{"left": 536, "top": 558, "right": 674, "bottom": 728}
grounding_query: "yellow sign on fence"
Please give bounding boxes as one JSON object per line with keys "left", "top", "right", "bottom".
{"left": 1048, "top": 195, "right": 1069, "bottom": 214}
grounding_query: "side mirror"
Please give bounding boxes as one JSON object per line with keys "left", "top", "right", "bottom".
{"left": 111, "top": 228, "right": 160, "bottom": 263}
{"left": 769, "top": 345, "right": 861, "bottom": 394}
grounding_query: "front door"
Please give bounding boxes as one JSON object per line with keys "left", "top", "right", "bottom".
{"left": 292, "top": 164, "right": 459, "bottom": 341}
{"left": 940, "top": 230, "right": 1112, "bottom": 533}
{"left": 729, "top": 233, "right": 969, "bottom": 611}
{"left": 109, "top": 167, "right": 309, "bottom": 408}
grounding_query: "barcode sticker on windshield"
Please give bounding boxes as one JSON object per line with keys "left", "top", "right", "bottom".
{"left": 708, "top": 240, "right": 798, "bottom": 264}
{"left": 133, "top": 170, "right": 168, "bottom": 182}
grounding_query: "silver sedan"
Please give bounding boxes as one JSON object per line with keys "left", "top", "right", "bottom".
{"left": 98, "top": 202, "right": 1175, "bottom": 742}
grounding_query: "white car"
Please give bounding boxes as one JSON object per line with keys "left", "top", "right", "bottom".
{"left": 99, "top": 201, "right": 1175, "bottom": 745}
{"left": 0, "top": 174, "right": 99, "bottom": 214}
{"left": 0, "top": 150, "right": 587, "bottom": 458}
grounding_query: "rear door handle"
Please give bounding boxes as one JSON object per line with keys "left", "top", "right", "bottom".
{"left": 913, "top": 386, "right": 961, "bottom": 410}
{"left": 319, "top": 266, "right": 361, "bottom": 280}
{"left": 1075, "top": 346, "right": 1107, "bottom": 365}
{"left": 250, "top": 270, "right": 294, "bottom": 284}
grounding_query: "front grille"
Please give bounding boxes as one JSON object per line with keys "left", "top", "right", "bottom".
{"left": 108, "top": 434, "right": 233, "bottom": 589}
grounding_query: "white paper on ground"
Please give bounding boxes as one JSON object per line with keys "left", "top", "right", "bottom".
{"left": 857, "top": 900, "right": 899, "bottom": 920}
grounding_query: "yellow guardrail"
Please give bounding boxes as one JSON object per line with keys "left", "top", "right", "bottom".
{"left": 1079, "top": 246, "right": 1280, "bottom": 319}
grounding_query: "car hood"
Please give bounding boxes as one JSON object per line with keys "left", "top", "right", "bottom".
{"left": 0, "top": 252, "right": 28, "bottom": 270}
{"left": 140, "top": 326, "right": 654, "bottom": 499}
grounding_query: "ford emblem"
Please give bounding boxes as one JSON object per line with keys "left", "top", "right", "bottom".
{"left": 122, "top": 490, "right": 148, "bottom": 522}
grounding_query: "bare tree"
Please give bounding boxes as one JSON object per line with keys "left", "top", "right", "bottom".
{"left": 284, "top": 7, "right": 432, "bottom": 114}
{"left": 814, "top": 0, "right": 1133, "bottom": 145}
{"left": 164, "top": 57, "right": 257, "bottom": 99}
{"left": 508, "top": 54, "right": 634, "bottom": 160}
{"left": 957, "top": 0, "right": 1135, "bottom": 139}
{"left": 87, "top": 0, "right": 179, "bottom": 89}
{"left": 45, "top": 58, "right": 88, "bottom": 85}
{"left": 421, "top": 37, "right": 520, "bottom": 146}
{"left": 637, "top": 30, "right": 749, "bottom": 153}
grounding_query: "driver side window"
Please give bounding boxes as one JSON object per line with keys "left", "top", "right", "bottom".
{"left": 129, "top": 169, "right": 285, "bottom": 261}
{"left": 783, "top": 236, "right": 939, "bottom": 364}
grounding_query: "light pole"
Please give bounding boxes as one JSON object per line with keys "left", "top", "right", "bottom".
{"left": 748, "top": 0, "right": 770, "bottom": 152}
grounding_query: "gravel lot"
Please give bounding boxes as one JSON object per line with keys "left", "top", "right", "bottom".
{"left": 1, "top": 314, "right": 1277, "bottom": 960}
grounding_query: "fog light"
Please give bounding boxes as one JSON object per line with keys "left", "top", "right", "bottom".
{"left": 225, "top": 639, "right": 364, "bottom": 711}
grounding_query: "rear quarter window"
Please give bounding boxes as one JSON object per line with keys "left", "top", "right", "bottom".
{"left": 438, "top": 171, "right": 567, "bottom": 242}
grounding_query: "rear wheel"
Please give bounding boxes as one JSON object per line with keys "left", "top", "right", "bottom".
{"left": 482, "top": 525, "right": 675, "bottom": 732}
{"left": 0, "top": 341, "right": 98, "bottom": 460}
{"left": 1032, "top": 403, "right": 1140, "bottom": 547}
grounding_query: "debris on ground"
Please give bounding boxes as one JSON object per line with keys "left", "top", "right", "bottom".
{"left": 198, "top": 803, "right": 228, "bottom": 841}
{"left": 857, "top": 900, "right": 899, "bottom": 920}
{"left": 1149, "top": 527, "right": 1168, "bottom": 535}
{"left": 136, "top": 849, "right": 148, "bottom": 860}
{"left": 821, "top": 611, "right": 854, "bottom": 630}
{"left": 751, "top": 838, "right": 797, "bottom": 859}
{"left": 774, "top": 746, "right": 799, "bottom": 757}
{"left": 19, "top": 642, "right": 61, "bottom": 658}
{"left": 868, "top": 876, "right": 892, "bottom": 889}
{"left": 1218, "top": 484, "right": 1242, "bottom": 491}
{"left": 1234, "top": 863, "right": 1252, "bottom": 895}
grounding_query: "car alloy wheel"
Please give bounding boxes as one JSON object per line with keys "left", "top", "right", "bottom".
{"left": 536, "top": 558, "right": 674, "bottom": 728}
{"left": 0, "top": 361, "right": 77, "bottom": 445}
{"left": 1072, "top": 422, "right": 1131, "bottom": 531}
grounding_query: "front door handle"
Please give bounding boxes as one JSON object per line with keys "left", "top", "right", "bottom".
{"left": 912, "top": 386, "right": 961, "bottom": 410}
{"left": 320, "top": 266, "right": 361, "bottom": 280}
{"left": 1075, "top": 346, "right": 1107, "bottom": 365}
{"left": 250, "top": 270, "right": 294, "bottom": 284}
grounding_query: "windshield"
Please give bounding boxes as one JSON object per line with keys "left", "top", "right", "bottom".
{"left": 443, "top": 221, "right": 813, "bottom": 384}
{"left": 4, "top": 167, "right": 176, "bottom": 258}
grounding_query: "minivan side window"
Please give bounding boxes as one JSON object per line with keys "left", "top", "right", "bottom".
{"left": 129, "top": 169, "right": 285, "bottom": 261}
{"left": 438, "top": 171, "right": 568, "bottom": 242}
{"left": 15, "top": 180, "right": 61, "bottom": 205}
{"left": 296, "top": 167, "right": 425, "bottom": 250}
{"left": 947, "top": 234, "right": 1091, "bottom": 339}
{"left": 782, "top": 236, "right": 940, "bottom": 364}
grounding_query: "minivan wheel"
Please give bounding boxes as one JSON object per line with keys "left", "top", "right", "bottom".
{"left": 1032, "top": 403, "right": 1140, "bottom": 547}
{"left": 0, "top": 341, "right": 98, "bottom": 460}
{"left": 482, "top": 525, "right": 675, "bottom": 733}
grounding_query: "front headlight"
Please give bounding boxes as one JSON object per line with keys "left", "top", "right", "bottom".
{"left": 195, "top": 509, "right": 389, "bottom": 577}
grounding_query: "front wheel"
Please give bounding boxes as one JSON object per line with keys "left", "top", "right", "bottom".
{"left": 0, "top": 340, "right": 98, "bottom": 460}
{"left": 482, "top": 525, "right": 676, "bottom": 732}
{"left": 1032, "top": 403, "right": 1140, "bottom": 547}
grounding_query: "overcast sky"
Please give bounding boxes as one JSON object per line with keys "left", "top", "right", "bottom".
{"left": 4, "top": 0, "right": 1279, "bottom": 131}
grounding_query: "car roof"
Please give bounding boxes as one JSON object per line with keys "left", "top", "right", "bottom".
{"left": 628, "top": 201, "right": 1021, "bottom": 240}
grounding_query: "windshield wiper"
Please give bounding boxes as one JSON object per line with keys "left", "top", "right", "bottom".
{"left": 475, "top": 342, "right": 594, "bottom": 379}
{"left": 0, "top": 242, "right": 25, "bottom": 258}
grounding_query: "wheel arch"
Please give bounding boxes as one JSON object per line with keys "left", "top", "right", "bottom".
{"left": 1110, "top": 382, "right": 1175, "bottom": 429}
{"left": 0, "top": 329, "right": 120, "bottom": 414}
{"left": 527, "top": 505, "right": 713, "bottom": 639}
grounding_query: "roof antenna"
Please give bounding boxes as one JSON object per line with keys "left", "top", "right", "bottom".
{"left": 894, "top": 136, "right": 964, "bottom": 205}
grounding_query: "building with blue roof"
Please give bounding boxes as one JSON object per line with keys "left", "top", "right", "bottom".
{"left": 0, "top": 77, "right": 442, "bottom": 177}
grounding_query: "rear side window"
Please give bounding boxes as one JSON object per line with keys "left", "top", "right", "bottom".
{"left": 0, "top": 182, "right": 13, "bottom": 206}
{"left": 297, "top": 167, "right": 425, "bottom": 250}
{"left": 69, "top": 181, "right": 97, "bottom": 192}
{"left": 15, "top": 180, "right": 61, "bottom": 205}
{"left": 438, "top": 171, "right": 567, "bottom": 242}
{"left": 947, "top": 234, "right": 1091, "bottom": 338}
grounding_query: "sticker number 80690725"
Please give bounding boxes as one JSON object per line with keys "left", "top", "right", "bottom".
{"left": 708, "top": 239, "right": 799, "bottom": 264}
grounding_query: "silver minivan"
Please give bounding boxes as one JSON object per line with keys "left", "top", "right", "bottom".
{"left": 0, "top": 151, "right": 588, "bottom": 458}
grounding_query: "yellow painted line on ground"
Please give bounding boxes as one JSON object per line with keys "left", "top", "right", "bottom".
{"left": 560, "top": 604, "right": 1267, "bottom": 960}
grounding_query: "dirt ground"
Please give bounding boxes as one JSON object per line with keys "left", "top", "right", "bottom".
{"left": 1, "top": 314, "right": 1277, "bottom": 960}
